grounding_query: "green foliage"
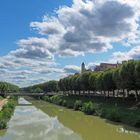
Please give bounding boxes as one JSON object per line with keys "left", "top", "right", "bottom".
{"left": 56, "top": 60, "right": 140, "bottom": 101}
{"left": 80, "top": 72, "right": 91, "bottom": 91}
{"left": 62, "top": 100, "right": 67, "bottom": 106}
{"left": 135, "top": 61, "right": 140, "bottom": 89}
{"left": 0, "top": 82, "right": 19, "bottom": 95}
{"left": 0, "top": 96, "right": 3, "bottom": 100}
{"left": 0, "top": 98, "right": 17, "bottom": 130}
{"left": 50, "top": 95, "right": 63, "bottom": 105}
{"left": 89, "top": 73, "right": 97, "bottom": 91}
{"left": 0, "top": 120, "right": 7, "bottom": 129}
{"left": 25, "top": 80, "right": 59, "bottom": 93}
{"left": 105, "top": 108, "right": 121, "bottom": 122}
{"left": 95, "top": 72, "right": 104, "bottom": 91}
{"left": 102, "top": 70, "right": 116, "bottom": 91}
{"left": 74, "top": 100, "right": 82, "bottom": 110}
{"left": 40, "top": 95, "right": 140, "bottom": 128}
{"left": 34, "top": 87, "right": 43, "bottom": 93}
{"left": 82, "top": 101, "right": 94, "bottom": 115}
{"left": 119, "top": 60, "right": 136, "bottom": 90}
{"left": 42, "top": 96, "right": 50, "bottom": 102}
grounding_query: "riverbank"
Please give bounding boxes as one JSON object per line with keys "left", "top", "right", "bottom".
{"left": 0, "top": 96, "right": 17, "bottom": 130}
{"left": 0, "top": 98, "right": 8, "bottom": 111}
{"left": 26, "top": 97, "right": 140, "bottom": 140}
{"left": 40, "top": 95, "right": 140, "bottom": 128}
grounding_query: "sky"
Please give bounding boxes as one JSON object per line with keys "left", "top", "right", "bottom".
{"left": 0, "top": 0, "right": 140, "bottom": 87}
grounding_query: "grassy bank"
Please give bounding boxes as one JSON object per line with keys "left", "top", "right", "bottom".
{"left": 0, "top": 96, "right": 17, "bottom": 130}
{"left": 0, "top": 96, "right": 3, "bottom": 100}
{"left": 41, "top": 95, "right": 140, "bottom": 128}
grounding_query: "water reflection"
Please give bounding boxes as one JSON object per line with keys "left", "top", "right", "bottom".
{"left": 18, "top": 98, "right": 32, "bottom": 105}
{"left": 0, "top": 98, "right": 82, "bottom": 140}
{"left": 31, "top": 99, "right": 140, "bottom": 140}
{"left": 117, "top": 127, "right": 140, "bottom": 138}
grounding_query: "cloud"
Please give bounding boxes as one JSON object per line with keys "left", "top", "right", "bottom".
{"left": 30, "top": 17, "right": 65, "bottom": 35}
{"left": 112, "top": 46, "right": 140, "bottom": 62}
{"left": 0, "top": 0, "right": 140, "bottom": 86}
{"left": 64, "top": 65, "right": 80, "bottom": 73}
{"left": 10, "top": 46, "right": 53, "bottom": 60}
{"left": 25, "top": 0, "right": 139, "bottom": 57}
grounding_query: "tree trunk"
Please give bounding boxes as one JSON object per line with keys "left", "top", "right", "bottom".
{"left": 113, "top": 90, "right": 115, "bottom": 98}
{"left": 126, "top": 89, "right": 128, "bottom": 98}
{"left": 122, "top": 89, "right": 125, "bottom": 101}
{"left": 135, "top": 90, "right": 138, "bottom": 102}
{"left": 79, "top": 90, "right": 80, "bottom": 95}
{"left": 107, "top": 91, "right": 109, "bottom": 98}
{"left": 103, "top": 90, "right": 106, "bottom": 99}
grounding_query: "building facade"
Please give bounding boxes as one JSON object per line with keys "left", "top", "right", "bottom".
{"left": 94, "top": 62, "right": 120, "bottom": 71}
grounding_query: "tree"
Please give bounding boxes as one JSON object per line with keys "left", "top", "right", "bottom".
{"left": 34, "top": 87, "right": 43, "bottom": 93}
{"left": 135, "top": 61, "right": 140, "bottom": 101}
{"left": 89, "top": 73, "right": 97, "bottom": 92}
{"left": 119, "top": 60, "right": 136, "bottom": 98}
{"left": 71, "top": 75, "right": 80, "bottom": 94}
{"left": 102, "top": 70, "right": 116, "bottom": 97}
{"left": 80, "top": 72, "right": 91, "bottom": 94}
{"left": 95, "top": 72, "right": 103, "bottom": 91}
{"left": 0, "top": 82, "right": 19, "bottom": 96}
{"left": 43, "top": 81, "right": 59, "bottom": 93}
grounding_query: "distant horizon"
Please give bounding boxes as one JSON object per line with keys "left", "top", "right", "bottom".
{"left": 0, "top": 0, "right": 140, "bottom": 87}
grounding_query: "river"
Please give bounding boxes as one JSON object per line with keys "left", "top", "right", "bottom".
{"left": 0, "top": 97, "right": 139, "bottom": 140}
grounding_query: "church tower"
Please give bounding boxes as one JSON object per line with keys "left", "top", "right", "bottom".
{"left": 81, "top": 62, "right": 86, "bottom": 73}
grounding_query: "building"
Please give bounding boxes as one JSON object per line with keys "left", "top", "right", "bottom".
{"left": 81, "top": 62, "right": 86, "bottom": 73}
{"left": 94, "top": 62, "right": 120, "bottom": 71}
{"left": 81, "top": 62, "right": 92, "bottom": 74}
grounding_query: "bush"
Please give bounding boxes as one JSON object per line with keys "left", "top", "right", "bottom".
{"left": 93, "top": 103, "right": 102, "bottom": 116}
{"left": 74, "top": 100, "right": 82, "bottom": 110}
{"left": 0, "top": 119, "right": 7, "bottom": 129}
{"left": 105, "top": 108, "right": 121, "bottom": 122}
{"left": 2, "top": 108, "right": 12, "bottom": 119}
{"left": 62, "top": 100, "right": 67, "bottom": 106}
{"left": 50, "top": 95, "right": 63, "bottom": 105}
{"left": 121, "top": 111, "right": 140, "bottom": 127}
{"left": 82, "top": 101, "right": 94, "bottom": 115}
{"left": 66, "top": 101, "right": 74, "bottom": 109}
{"left": 42, "top": 96, "right": 50, "bottom": 102}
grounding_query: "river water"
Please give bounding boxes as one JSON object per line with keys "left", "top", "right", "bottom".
{"left": 0, "top": 98, "right": 139, "bottom": 140}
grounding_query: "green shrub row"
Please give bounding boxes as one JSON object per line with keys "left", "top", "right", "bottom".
{"left": 0, "top": 96, "right": 17, "bottom": 130}
{"left": 41, "top": 95, "right": 140, "bottom": 128}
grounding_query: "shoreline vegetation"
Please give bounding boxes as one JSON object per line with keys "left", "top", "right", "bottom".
{"left": 0, "top": 96, "right": 17, "bottom": 130}
{"left": 25, "top": 60, "right": 140, "bottom": 129}
{"left": 0, "top": 82, "right": 19, "bottom": 131}
{"left": 40, "top": 94, "right": 140, "bottom": 128}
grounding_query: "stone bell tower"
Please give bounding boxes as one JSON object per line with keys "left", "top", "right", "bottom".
{"left": 81, "top": 62, "right": 86, "bottom": 74}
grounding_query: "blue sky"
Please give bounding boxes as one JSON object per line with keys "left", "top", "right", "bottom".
{"left": 0, "top": 0, "right": 140, "bottom": 87}
{"left": 0, "top": 0, "right": 72, "bottom": 56}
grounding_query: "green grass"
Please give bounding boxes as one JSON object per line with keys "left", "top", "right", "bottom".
{"left": 0, "top": 96, "right": 17, "bottom": 130}
{"left": 0, "top": 96, "right": 3, "bottom": 100}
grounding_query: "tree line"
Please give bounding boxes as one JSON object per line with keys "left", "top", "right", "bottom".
{"left": 0, "top": 82, "right": 19, "bottom": 96}
{"left": 25, "top": 80, "right": 59, "bottom": 93}
{"left": 26, "top": 60, "right": 140, "bottom": 100}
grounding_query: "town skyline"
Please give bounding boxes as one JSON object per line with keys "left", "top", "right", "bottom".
{"left": 0, "top": 0, "right": 140, "bottom": 87}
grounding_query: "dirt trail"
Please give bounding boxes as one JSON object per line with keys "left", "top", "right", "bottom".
{"left": 0, "top": 98, "right": 8, "bottom": 111}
